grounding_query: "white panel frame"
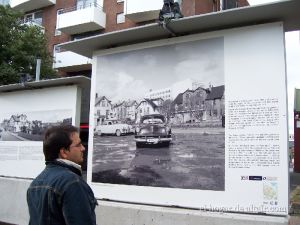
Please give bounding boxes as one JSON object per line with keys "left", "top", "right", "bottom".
{"left": 88, "top": 22, "right": 288, "bottom": 216}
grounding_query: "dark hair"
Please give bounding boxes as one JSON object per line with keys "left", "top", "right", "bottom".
{"left": 43, "top": 125, "right": 78, "bottom": 161}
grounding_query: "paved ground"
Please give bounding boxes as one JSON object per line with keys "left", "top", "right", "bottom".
{"left": 92, "top": 127, "right": 225, "bottom": 190}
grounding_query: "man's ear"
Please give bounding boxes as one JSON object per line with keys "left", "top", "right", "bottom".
{"left": 59, "top": 148, "right": 68, "bottom": 159}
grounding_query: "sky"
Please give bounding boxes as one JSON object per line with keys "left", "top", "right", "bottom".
{"left": 96, "top": 37, "right": 224, "bottom": 103}
{"left": 248, "top": 0, "right": 300, "bottom": 135}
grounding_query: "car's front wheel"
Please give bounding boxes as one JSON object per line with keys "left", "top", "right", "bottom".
{"left": 115, "top": 129, "right": 121, "bottom": 136}
{"left": 136, "top": 142, "right": 143, "bottom": 148}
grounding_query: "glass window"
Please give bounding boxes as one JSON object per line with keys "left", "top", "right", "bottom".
{"left": 34, "top": 11, "right": 43, "bottom": 25}
{"left": 116, "top": 12, "right": 125, "bottom": 24}
{"left": 77, "top": 0, "right": 94, "bottom": 9}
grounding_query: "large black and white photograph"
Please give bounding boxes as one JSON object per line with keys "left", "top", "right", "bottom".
{"left": 92, "top": 37, "right": 225, "bottom": 191}
{"left": 0, "top": 109, "right": 72, "bottom": 142}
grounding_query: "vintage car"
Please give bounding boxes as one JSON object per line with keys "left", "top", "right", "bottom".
{"left": 94, "top": 120, "right": 132, "bottom": 136}
{"left": 135, "top": 114, "right": 172, "bottom": 147}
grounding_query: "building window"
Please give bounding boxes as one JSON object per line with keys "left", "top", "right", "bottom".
{"left": 116, "top": 12, "right": 125, "bottom": 24}
{"left": 23, "top": 11, "right": 43, "bottom": 26}
{"left": 77, "top": 0, "right": 94, "bottom": 9}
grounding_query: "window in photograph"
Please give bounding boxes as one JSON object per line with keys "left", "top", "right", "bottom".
{"left": 116, "top": 12, "right": 125, "bottom": 24}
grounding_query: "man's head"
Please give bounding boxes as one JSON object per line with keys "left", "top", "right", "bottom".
{"left": 43, "top": 125, "right": 85, "bottom": 165}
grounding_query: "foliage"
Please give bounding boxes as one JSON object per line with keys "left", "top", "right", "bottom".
{"left": 0, "top": 5, "right": 57, "bottom": 85}
{"left": 160, "top": 99, "right": 173, "bottom": 121}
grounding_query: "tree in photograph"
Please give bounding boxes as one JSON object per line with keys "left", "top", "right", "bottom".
{"left": 160, "top": 99, "right": 173, "bottom": 121}
{"left": 0, "top": 5, "right": 57, "bottom": 85}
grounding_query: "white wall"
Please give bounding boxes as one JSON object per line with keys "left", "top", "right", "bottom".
{"left": 0, "top": 178, "right": 288, "bottom": 225}
{"left": 124, "top": 0, "right": 161, "bottom": 15}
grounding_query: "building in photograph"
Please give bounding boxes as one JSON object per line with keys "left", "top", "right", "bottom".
{"left": 6, "top": 0, "right": 249, "bottom": 78}
{"left": 172, "top": 85, "right": 224, "bottom": 124}
{"left": 125, "top": 100, "right": 138, "bottom": 122}
{"left": 136, "top": 98, "right": 163, "bottom": 122}
{"left": 94, "top": 95, "right": 112, "bottom": 125}
{"left": 144, "top": 79, "right": 206, "bottom": 101}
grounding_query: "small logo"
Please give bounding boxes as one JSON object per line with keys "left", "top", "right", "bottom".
{"left": 249, "top": 176, "right": 262, "bottom": 181}
{"left": 241, "top": 176, "right": 249, "bottom": 180}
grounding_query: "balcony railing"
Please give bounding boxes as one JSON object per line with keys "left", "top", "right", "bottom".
{"left": 58, "top": 1, "right": 103, "bottom": 15}
{"left": 57, "top": 2, "right": 106, "bottom": 35}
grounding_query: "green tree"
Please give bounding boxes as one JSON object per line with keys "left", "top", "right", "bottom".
{"left": 0, "top": 5, "right": 57, "bottom": 85}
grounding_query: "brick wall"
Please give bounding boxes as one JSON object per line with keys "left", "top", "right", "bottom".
{"left": 42, "top": 0, "right": 75, "bottom": 55}
{"left": 103, "top": 0, "right": 135, "bottom": 33}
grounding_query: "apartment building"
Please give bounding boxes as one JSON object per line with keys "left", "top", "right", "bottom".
{"left": 6, "top": 0, "right": 249, "bottom": 77}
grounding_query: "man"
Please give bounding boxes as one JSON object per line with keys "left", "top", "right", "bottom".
{"left": 27, "top": 125, "right": 97, "bottom": 225}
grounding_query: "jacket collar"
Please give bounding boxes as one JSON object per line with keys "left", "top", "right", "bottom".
{"left": 46, "top": 160, "right": 82, "bottom": 176}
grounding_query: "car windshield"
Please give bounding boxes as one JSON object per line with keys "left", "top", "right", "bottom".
{"left": 141, "top": 115, "right": 165, "bottom": 124}
{"left": 142, "top": 118, "right": 163, "bottom": 124}
{"left": 140, "top": 127, "right": 166, "bottom": 134}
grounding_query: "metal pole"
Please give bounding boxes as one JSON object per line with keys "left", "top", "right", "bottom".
{"left": 35, "top": 58, "right": 41, "bottom": 81}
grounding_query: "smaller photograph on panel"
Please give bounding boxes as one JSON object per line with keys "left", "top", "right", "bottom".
{"left": 0, "top": 109, "right": 72, "bottom": 141}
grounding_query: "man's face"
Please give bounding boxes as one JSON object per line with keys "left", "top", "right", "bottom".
{"left": 64, "top": 132, "right": 85, "bottom": 165}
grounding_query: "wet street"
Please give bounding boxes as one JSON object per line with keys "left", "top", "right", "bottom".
{"left": 92, "top": 127, "right": 225, "bottom": 191}
{"left": 0, "top": 131, "right": 26, "bottom": 141}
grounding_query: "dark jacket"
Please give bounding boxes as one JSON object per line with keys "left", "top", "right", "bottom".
{"left": 27, "top": 161, "right": 97, "bottom": 225}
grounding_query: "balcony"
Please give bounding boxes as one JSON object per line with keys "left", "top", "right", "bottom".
{"left": 10, "top": 0, "right": 56, "bottom": 12}
{"left": 57, "top": 3, "right": 106, "bottom": 35}
{"left": 124, "top": 0, "right": 162, "bottom": 23}
{"left": 53, "top": 50, "right": 91, "bottom": 72}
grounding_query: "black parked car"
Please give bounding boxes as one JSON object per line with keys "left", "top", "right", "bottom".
{"left": 135, "top": 114, "right": 172, "bottom": 148}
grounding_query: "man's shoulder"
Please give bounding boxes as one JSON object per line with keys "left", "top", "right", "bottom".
{"left": 30, "top": 163, "right": 81, "bottom": 188}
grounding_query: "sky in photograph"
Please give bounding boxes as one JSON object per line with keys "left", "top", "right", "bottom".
{"left": 96, "top": 37, "right": 224, "bottom": 103}
{"left": 248, "top": 0, "right": 300, "bottom": 134}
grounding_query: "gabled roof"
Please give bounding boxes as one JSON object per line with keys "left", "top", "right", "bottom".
{"left": 206, "top": 85, "right": 224, "bottom": 100}
{"left": 114, "top": 101, "right": 126, "bottom": 108}
{"left": 11, "top": 115, "right": 20, "bottom": 122}
{"left": 173, "top": 93, "right": 183, "bottom": 105}
{"left": 95, "top": 96, "right": 111, "bottom": 106}
{"left": 145, "top": 98, "right": 158, "bottom": 110}
{"left": 126, "top": 100, "right": 137, "bottom": 107}
{"left": 137, "top": 98, "right": 158, "bottom": 110}
{"left": 182, "top": 89, "right": 194, "bottom": 95}
{"left": 194, "top": 86, "right": 209, "bottom": 93}
{"left": 150, "top": 97, "right": 164, "bottom": 102}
